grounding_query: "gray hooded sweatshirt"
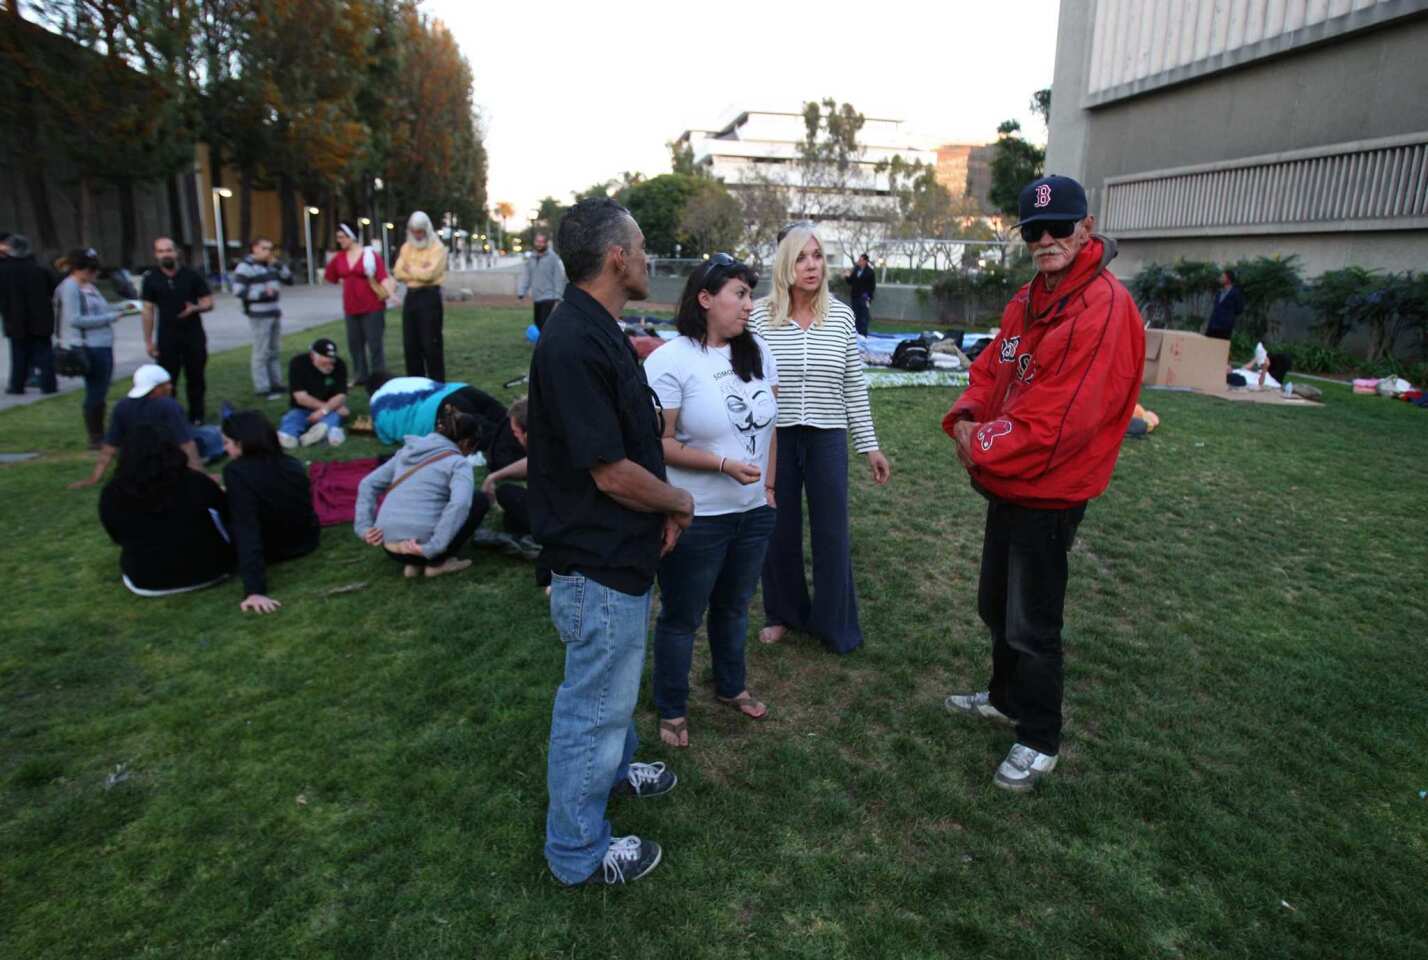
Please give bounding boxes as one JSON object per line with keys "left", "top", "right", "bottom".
{"left": 353, "top": 432, "right": 475, "bottom": 558}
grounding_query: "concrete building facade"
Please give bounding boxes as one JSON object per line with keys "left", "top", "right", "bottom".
{"left": 1045, "top": 0, "right": 1428, "bottom": 278}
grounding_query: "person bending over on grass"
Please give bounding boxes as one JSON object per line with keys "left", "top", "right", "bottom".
{"left": 353, "top": 406, "right": 486, "bottom": 579}
{"left": 480, "top": 395, "right": 531, "bottom": 534}
{"left": 279, "top": 338, "right": 349, "bottom": 448}
{"left": 221, "top": 411, "right": 322, "bottom": 614}
{"left": 941, "top": 175, "right": 1144, "bottom": 793}
{"left": 644, "top": 254, "right": 779, "bottom": 749}
{"left": 366, "top": 370, "right": 509, "bottom": 449}
{"left": 99, "top": 424, "right": 235, "bottom": 597}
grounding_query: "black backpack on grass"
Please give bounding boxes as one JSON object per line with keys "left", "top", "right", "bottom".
{"left": 891, "top": 337, "right": 933, "bottom": 372}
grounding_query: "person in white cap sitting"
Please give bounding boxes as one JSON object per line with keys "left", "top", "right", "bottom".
{"left": 69, "top": 363, "right": 221, "bottom": 489}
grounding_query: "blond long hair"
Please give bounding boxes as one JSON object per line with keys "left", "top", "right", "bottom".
{"left": 761, "top": 223, "right": 830, "bottom": 328}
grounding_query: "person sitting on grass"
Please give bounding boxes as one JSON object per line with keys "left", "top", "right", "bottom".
{"left": 221, "top": 411, "right": 322, "bottom": 614}
{"left": 279, "top": 338, "right": 348, "bottom": 448}
{"left": 99, "top": 423, "right": 235, "bottom": 597}
{"left": 353, "top": 405, "right": 487, "bottom": 579}
{"left": 69, "top": 364, "right": 221, "bottom": 489}
{"left": 365, "top": 370, "right": 510, "bottom": 449}
{"left": 480, "top": 395, "right": 532, "bottom": 536}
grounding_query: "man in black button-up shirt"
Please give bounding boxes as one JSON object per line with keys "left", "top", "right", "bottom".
{"left": 529, "top": 198, "right": 693, "bottom": 886}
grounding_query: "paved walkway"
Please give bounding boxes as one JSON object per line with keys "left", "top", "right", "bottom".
{"left": 0, "top": 265, "right": 520, "bottom": 414}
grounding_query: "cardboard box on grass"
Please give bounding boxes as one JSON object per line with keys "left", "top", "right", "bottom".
{"left": 1142, "top": 328, "right": 1323, "bottom": 406}
{"left": 1143, "top": 330, "right": 1229, "bottom": 393}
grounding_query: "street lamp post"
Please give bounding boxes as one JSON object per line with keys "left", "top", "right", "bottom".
{"left": 303, "top": 206, "right": 319, "bottom": 286}
{"left": 211, "top": 187, "right": 233, "bottom": 291}
{"left": 358, "top": 216, "right": 372, "bottom": 245}
{"left": 382, "top": 221, "right": 394, "bottom": 262}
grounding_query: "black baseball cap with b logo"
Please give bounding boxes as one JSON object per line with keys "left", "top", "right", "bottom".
{"left": 311, "top": 337, "right": 339, "bottom": 359}
{"left": 1014, "top": 175, "right": 1087, "bottom": 227}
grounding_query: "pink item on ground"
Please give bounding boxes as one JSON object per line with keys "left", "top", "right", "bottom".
{"left": 1352, "top": 378, "right": 1379, "bottom": 394}
{"left": 309, "top": 458, "right": 380, "bottom": 526}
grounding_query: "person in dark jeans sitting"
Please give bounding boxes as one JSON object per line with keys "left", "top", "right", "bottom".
{"left": 220, "top": 411, "right": 322, "bottom": 614}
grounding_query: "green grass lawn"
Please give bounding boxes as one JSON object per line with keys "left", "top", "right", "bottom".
{"left": 2, "top": 307, "right": 1425, "bottom": 959}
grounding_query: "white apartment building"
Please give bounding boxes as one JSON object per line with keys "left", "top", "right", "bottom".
{"left": 674, "top": 110, "right": 940, "bottom": 262}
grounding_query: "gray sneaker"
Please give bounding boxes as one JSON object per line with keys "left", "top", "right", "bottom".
{"left": 574, "top": 835, "right": 662, "bottom": 886}
{"left": 993, "top": 742, "right": 1058, "bottom": 793}
{"left": 943, "top": 690, "right": 1014, "bottom": 726}
{"left": 609, "top": 761, "right": 677, "bottom": 800}
{"left": 299, "top": 422, "right": 329, "bottom": 447}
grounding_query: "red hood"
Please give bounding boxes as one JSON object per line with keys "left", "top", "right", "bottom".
{"left": 1027, "top": 236, "right": 1118, "bottom": 319}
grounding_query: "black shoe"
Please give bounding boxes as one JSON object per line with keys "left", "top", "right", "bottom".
{"left": 609, "top": 761, "right": 677, "bottom": 800}
{"left": 572, "top": 836, "right": 662, "bottom": 886}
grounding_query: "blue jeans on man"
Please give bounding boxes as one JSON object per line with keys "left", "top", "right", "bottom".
{"left": 544, "top": 572, "right": 651, "bottom": 884}
{"left": 653, "top": 506, "right": 776, "bottom": 718}
{"left": 279, "top": 407, "right": 342, "bottom": 438}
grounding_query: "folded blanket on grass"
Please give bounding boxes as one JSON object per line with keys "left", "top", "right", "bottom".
{"left": 310, "top": 458, "right": 380, "bottom": 526}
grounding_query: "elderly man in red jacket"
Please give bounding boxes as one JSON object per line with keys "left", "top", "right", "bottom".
{"left": 942, "top": 175, "right": 1145, "bottom": 792}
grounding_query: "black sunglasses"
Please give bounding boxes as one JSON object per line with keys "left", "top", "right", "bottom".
{"left": 1020, "top": 220, "right": 1079, "bottom": 244}
{"left": 699, "top": 252, "right": 740, "bottom": 287}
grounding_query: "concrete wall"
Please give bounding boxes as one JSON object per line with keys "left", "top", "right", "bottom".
{"left": 1047, "top": 4, "right": 1428, "bottom": 279}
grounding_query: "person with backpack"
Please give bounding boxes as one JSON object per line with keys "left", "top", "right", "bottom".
{"left": 353, "top": 404, "right": 487, "bottom": 579}
{"left": 231, "top": 236, "right": 293, "bottom": 399}
{"left": 324, "top": 224, "right": 392, "bottom": 388}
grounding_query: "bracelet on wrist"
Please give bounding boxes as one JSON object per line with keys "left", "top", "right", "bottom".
{"left": 718, "top": 456, "right": 726, "bottom": 475}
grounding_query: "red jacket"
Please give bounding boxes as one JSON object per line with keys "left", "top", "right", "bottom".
{"left": 942, "top": 237, "right": 1144, "bottom": 509}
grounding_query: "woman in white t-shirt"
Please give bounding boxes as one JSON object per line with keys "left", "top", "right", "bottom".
{"left": 644, "top": 254, "right": 778, "bottom": 748}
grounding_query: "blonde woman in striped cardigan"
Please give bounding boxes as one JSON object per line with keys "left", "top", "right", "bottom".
{"left": 748, "top": 223, "right": 891, "bottom": 654}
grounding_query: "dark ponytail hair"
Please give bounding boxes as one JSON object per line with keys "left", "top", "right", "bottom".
{"left": 221, "top": 410, "right": 282, "bottom": 458}
{"left": 109, "top": 423, "right": 188, "bottom": 510}
{"left": 436, "top": 405, "right": 483, "bottom": 454}
{"left": 675, "top": 257, "right": 763, "bottom": 382}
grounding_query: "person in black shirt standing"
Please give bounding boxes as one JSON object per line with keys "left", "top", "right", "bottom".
{"left": 845, "top": 253, "right": 876, "bottom": 336}
{"left": 280, "top": 338, "right": 349, "bottom": 448}
{"left": 530, "top": 198, "right": 694, "bottom": 887}
{"left": 221, "top": 411, "right": 321, "bottom": 613}
{"left": 141, "top": 236, "right": 214, "bottom": 424}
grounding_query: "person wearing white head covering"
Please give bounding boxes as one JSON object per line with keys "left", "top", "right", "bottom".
{"left": 323, "top": 222, "right": 391, "bottom": 387}
{"left": 393, "top": 210, "right": 449, "bottom": 380}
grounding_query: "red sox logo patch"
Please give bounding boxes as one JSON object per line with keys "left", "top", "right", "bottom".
{"left": 976, "top": 418, "right": 1013, "bottom": 451}
{"left": 998, "top": 336, "right": 1022, "bottom": 363}
{"left": 1034, "top": 184, "right": 1052, "bottom": 208}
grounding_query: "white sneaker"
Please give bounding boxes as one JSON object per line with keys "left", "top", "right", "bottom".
{"left": 994, "top": 742, "right": 1058, "bottom": 793}
{"left": 327, "top": 427, "right": 346, "bottom": 446}
{"left": 943, "top": 690, "right": 1014, "bottom": 726}
{"left": 278, "top": 431, "right": 298, "bottom": 450}
{"left": 299, "top": 422, "right": 328, "bottom": 447}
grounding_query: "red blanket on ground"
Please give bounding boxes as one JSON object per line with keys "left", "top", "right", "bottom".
{"left": 309, "top": 458, "right": 380, "bottom": 526}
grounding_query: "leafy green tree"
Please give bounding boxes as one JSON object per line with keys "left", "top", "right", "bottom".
{"left": 795, "top": 98, "right": 866, "bottom": 222}
{"left": 1227, "top": 255, "right": 1304, "bottom": 341}
{"left": 677, "top": 180, "right": 742, "bottom": 256}
{"left": 988, "top": 120, "right": 1045, "bottom": 218}
{"left": 619, "top": 173, "right": 703, "bottom": 256}
{"left": 1030, "top": 88, "right": 1052, "bottom": 125}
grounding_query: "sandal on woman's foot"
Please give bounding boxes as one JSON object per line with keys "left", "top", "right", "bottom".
{"left": 758, "top": 625, "right": 787, "bottom": 645}
{"left": 424, "top": 557, "right": 472, "bottom": 578}
{"left": 658, "top": 717, "right": 689, "bottom": 748}
{"left": 717, "top": 691, "right": 768, "bottom": 720}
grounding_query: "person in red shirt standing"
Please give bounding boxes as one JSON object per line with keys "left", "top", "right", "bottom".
{"left": 941, "top": 175, "right": 1145, "bottom": 793}
{"left": 323, "top": 223, "right": 391, "bottom": 389}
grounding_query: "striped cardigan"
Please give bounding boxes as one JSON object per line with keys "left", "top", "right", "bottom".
{"left": 748, "top": 297, "right": 879, "bottom": 453}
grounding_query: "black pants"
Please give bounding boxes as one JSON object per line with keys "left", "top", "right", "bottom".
{"left": 851, "top": 296, "right": 871, "bottom": 336}
{"left": 533, "top": 299, "right": 557, "bottom": 331}
{"left": 762, "top": 426, "right": 862, "bottom": 654}
{"left": 402, "top": 286, "right": 444, "bottom": 380}
{"left": 386, "top": 491, "right": 489, "bottom": 566}
{"left": 978, "top": 499, "right": 1086, "bottom": 756}
{"left": 495, "top": 482, "right": 529, "bottom": 535}
{"left": 8, "top": 335, "right": 56, "bottom": 393}
{"left": 1204, "top": 327, "right": 1231, "bottom": 341}
{"left": 158, "top": 330, "right": 208, "bottom": 422}
{"left": 344, "top": 309, "right": 386, "bottom": 385}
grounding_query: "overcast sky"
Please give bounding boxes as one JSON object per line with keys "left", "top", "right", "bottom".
{"left": 426, "top": 0, "right": 1061, "bottom": 228}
